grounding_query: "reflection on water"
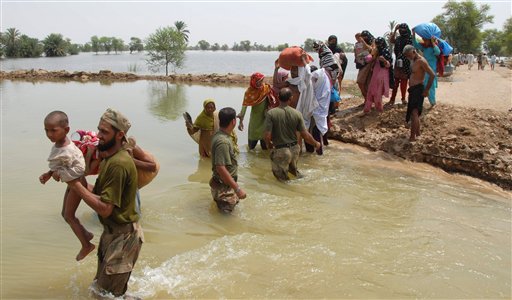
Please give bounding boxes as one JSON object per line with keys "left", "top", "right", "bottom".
{"left": 147, "top": 82, "right": 187, "bottom": 121}
{"left": 1, "top": 80, "right": 510, "bottom": 299}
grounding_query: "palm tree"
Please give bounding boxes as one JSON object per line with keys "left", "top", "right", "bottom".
{"left": 43, "top": 33, "right": 68, "bottom": 57}
{"left": 174, "top": 20, "right": 190, "bottom": 43}
{"left": 384, "top": 20, "right": 398, "bottom": 54}
{"left": 4, "top": 27, "right": 21, "bottom": 57}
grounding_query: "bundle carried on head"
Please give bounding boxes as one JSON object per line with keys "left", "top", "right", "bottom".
{"left": 278, "top": 46, "right": 314, "bottom": 70}
{"left": 413, "top": 22, "right": 442, "bottom": 39}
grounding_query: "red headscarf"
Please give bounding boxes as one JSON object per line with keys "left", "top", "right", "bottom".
{"left": 243, "top": 72, "right": 278, "bottom": 107}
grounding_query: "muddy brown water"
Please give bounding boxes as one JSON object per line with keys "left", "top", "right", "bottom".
{"left": 1, "top": 80, "right": 510, "bottom": 298}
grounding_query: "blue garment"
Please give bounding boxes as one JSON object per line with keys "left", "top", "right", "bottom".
{"left": 413, "top": 38, "right": 440, "bottom": 105}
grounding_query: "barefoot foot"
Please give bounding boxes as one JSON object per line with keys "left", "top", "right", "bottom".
{"left": 76, "top": 243, "right": 95, "bottom": 261}
{"left": 85, "top": 231, "right": 94, "bottom": 242}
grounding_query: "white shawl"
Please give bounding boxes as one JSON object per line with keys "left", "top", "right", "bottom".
{"left": 287, "top": 65, "right": 318, "bottom": 129}
{"left": 311, "top": 68, "right": 331, "bottom": 135}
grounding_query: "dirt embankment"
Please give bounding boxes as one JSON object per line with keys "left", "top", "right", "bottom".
{"left": 2, "top": 68, "right": 511, "bottom": 189}
{"left": 0, "top": 69, "right": 252, "bottom": 86}
{"left": 330, "top": 81, "right": 512, "bottom": 190}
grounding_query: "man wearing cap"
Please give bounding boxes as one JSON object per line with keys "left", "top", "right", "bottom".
{"left": 67, "top": 108, "right": 143, "bottom": 297}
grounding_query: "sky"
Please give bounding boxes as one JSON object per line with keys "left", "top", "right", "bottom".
{"left": 1, "top": 0, "right": 511, "bottom": 47}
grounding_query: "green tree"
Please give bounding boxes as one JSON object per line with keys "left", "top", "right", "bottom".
{"left": 277, "top": 43, "right": 289, "bottom": 52}
{"left": 221, "top": 44, "right": 229, "bottom": 51}
{"left": 18, "top": 34, "right": 43, "bottom": 57}
{"left": 503, "top": 17, "right": 512, "bottom": 55}
{"left": 43, "top": 33, "right": 68, "bottom": 57}
{"left": 129, "top": 37, "right": 144, "bottom": 53}
{"left": 340, "top": 42, "right": 354, "bottom": 52}
{"left": 145, "top": 26, "right": 187, "bottom": 76}
{"left": 211, "top": 43, "right": 220, "bottom": 51}
{"left": 482, "top": 29, "right": 504, "bottom": 55}
{"left": 111, "top": 37, "right": 124, "bottom": 54}
{"left": 81, "top": 42, "right": 92, "bottom": 52}
{"left": 0, "top": 33, "right": 4, "bottom": 57}
{"left": 432, "top": 0, "right": 493, "bottom": 52}
{"left": 91, "top": 35, "right": 101, "bottom": 54}
{"left": 239, "top": 40, "right": 251, "bottom": 51}
{"left": 174, "top": 20, "right": 190, "bottom": 43}
{"left": 4, "top": 27, "right": 21, "bottom": 57}
{"left": 384, "top": 20, "right": 397, "bottom": 54}
{"left": 100, "top": 36, "right": 113, "bottom": 54}
{"left": 303, "top": 38, "right": 317, "bottom": 52}
{"left": 197, "top": 40, "right": 210, "bottom": 50}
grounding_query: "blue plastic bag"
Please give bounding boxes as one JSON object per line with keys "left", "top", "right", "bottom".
{"left": 330, "top": 87, "right": 341, "bottom": 103}
{"left": 413, "top": 23, "right": 442, "bottom": 39}
{"left": 437, "top": 38, "right": 453, "bottom": 56}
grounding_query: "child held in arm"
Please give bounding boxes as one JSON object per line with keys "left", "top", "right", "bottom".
{"left": 39, "top": 111, "right": 95, "bottom": 261}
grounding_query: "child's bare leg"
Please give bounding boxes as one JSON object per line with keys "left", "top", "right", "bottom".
{"left": 62, "top": 177, "right": 95, "bottom": 261}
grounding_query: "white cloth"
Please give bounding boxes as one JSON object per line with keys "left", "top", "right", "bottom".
{"left": 311, "top": 68, "right": 331, "bottom": 135}
{"left": 467, "top": 54, "right": 474, "bottom": 65}
{"left": 47, "top": 142, "right": 85, "bottom": 182}
{"left": 287, "top": 65, "right": 318, "bottom": 129}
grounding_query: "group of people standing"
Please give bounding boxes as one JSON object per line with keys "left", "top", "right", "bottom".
{"left": 356, "top": 24, "right": 440, "bottom": 113}
{"left": 453, "top": 52, "right": 497, "bottom": 71}
{"left": 354, "top": 23, "right": 442, "bottom": 142}
{"left": 186, "top": 26, "right": 447, "bottom": 214}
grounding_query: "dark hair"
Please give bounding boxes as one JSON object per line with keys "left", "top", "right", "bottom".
{"left": 328, "top": 35, "right": 337, "bottom": 42}
{"left": 279, "top": 87, "right": 292, "bottom": 102}
{"left": 45, "top": 110, "right": 69, "bottom": 127}
{"left": 218, "top": 107, "right": 236, "bottom": 128}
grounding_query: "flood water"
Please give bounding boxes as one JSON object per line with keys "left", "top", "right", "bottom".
{"left": 1, "top": 51, "right": 359, "bottom": 80}
{"left": 1, "top": 80, "right": 511, "bottom": 299}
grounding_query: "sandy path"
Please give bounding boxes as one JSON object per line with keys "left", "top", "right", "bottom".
{"left": 437, "top": 65, "right": 512, "bottom": 112}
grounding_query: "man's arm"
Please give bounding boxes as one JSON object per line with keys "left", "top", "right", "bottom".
{"left": 67, "top": 179, "right": 114, "bottom": 218}
{"left": 264, "top": 131, "right": 273, "bottom": 149}
{"left": 215, "top": 165, "right": 246, "bottom": 199}
{"left": 300, "top": 130, "right": 321, "bottom": 150}
{"left": 422, "top": 59, "right": 435, "bottom": 97}
{"left": 130, "top": 145, "right": 157, "bottom": 172}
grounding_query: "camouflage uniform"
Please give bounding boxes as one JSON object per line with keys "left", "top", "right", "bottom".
{"left": 264, "top": 105, "right": 306, "bottom": 181}
{"left": 270, "top": 144, "right": 301, "bottom": 181}
{"left": 209, "top": 178, "right": 239, "bottom": 213}
{"left": 211, "top": 130, "right": 239, "bottom": 213}
{"left": 96, "top": 221, "right": 144, "bottom": 296}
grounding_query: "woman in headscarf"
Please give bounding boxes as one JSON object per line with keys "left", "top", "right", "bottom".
{"left": 412, "top": 29, "right": 440, "bottom": 107}
{"left": 237, "top": 72, "right": 277, "bottom": 150}
{"left": 186, "top": 99, "right": 217, "bottom": 157}
{"left": 272, "top": 59, "right": 290, "bottom": 95}
{"left": 389, "top": 23, "right": 413, "bottom": 106}
{"left": 363, "top": 37, "right": 392, "bottom": 114}
{"left": 356, "top": 30, "right": 376, "bottom": 101}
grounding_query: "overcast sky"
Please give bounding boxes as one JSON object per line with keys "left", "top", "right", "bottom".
{"left": 2, "top": 0, "right": 511, "bottom": 46}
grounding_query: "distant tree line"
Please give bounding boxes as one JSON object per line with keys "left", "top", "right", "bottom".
{"left": 0, "top": 28, "right": 81, "bottom": 58}
{"left": 2, "top": 1, "right": 511, "bottom": 60}
{"left": 189, "top": 38, "right": 354, "bottom": 52}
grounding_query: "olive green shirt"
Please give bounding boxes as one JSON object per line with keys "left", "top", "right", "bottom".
{"left": 211, "top": 130, "right": 238, "bottom": 183}
{"left": 264, "top": 106, "right": 305, "bottom": 146}
{"left": 93, "top": 149, "right": 139, "bottom": 224}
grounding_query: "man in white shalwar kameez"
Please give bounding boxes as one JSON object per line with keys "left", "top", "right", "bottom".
{"left": 305, "top": 66, "right": 331, "bottom": 155}
{"left": 286, "top": 65, "right": 318, "bottom": 128}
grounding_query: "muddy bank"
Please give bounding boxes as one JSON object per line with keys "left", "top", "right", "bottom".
{"left": 0, "top": 69, "right": 252, "bottom": 86}
{"left": 2, "top": 69, "right": 510, "bottom": 189}
{"left": 328, "top": 85, "right": 512, "bottom": 190}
